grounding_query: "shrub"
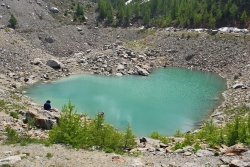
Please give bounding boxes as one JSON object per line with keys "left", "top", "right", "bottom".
{"left": 1, "top": 164, "right": 11, "bottom": 167}
{"left": 64, "top": 10, "right": 68, "bottom": 16}
{"left": 123, "top": 124, "right": 136, "bottom": 149}
{"left": 5, "top": 126, "right": 19, "bottom": 144}
{"left": 149, "top": 131, "right": 170, "bottom": 144}
{"left": 49, "top": 100, "right": 85, "bottom": 147}
{"left": 9, "top": 14, "right": 18, "bottom": 29}
{"left": 49, "top": 101, "right": 136, "bottom": 151}
{"left": 27, "top": 118, "right": 36, "bottom": 129}
{"left": 4, "top": 126, "right": 49, "bottom": 145}
{"left": 174, "top": 128, "right": 183, "bottom": 137}
{"left": 171, "top": 142, "right": 185, "bottom": 151}
{"left": 180, "top": 106, "right": 250, "bottom": 148}
{"left": 10, "top": 112, "right": 18, "bottom": 119}
{"left": 4, "top": 26, "right": 10, "bottom": 32}
{"left": 46, "top": 153, "right": 53, "bottom": 158}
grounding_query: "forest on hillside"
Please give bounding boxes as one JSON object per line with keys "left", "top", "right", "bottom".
{"left": 96, "top": 0, "right": 250, "bottom": 28}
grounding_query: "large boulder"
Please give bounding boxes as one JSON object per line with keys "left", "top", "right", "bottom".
{"left": 46, "top": 59, "right": 62, "bottom": 69}
{"left": 25, "top": 109, "right": 60, "bottom": 130}
{"left": 135, "top": 66, "right": 149, "bottom": 76}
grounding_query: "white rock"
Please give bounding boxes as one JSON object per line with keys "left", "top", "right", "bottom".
{"left": 0, "top": 155, "right": 21, "bottom": 165}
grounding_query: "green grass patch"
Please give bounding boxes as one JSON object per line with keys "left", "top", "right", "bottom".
{"left": 10, "top": 112, "right": 19, "bottom": 119}
{"left": 46, "top": 152, "right": 53, "bottom": 158}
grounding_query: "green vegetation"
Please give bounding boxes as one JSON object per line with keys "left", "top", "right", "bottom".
{"left": 73, "top": 3, "right": 85, "bottom": 22}
{"left": 4, "top": 26, "right": 10, "bottom": 32}
{"left": 150, "top": 131, "right": 170, "bottom": 144}
{"left": 9, "top": 14, "right": 18, "bottom": 29}
{"left": 27, "top": 118, "right": 36, "bottom": 129}
{"left": 4, "top": 126, "right": 49, "bottom": 146}
{"left": 10, "top": 112, "right": 19, "bottom": 119}
{"left": 46, "top": 153, "right": 53, "bottom": 158}
{"left": 97, "top": 0, "right": 249, "bottom": 28}
{"left": 3, "top": 100, "right": 250, "bottom": 154}
{"left": 49, "top": 100, "right": 136, "bottom": 152}
{"left": 0, "top": 164, "right": 12, "bottom": 167}
{"left": 154, "top": 105, "right": 250, "bottom": 151}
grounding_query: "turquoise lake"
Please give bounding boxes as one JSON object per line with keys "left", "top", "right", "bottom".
{"left": 25, "top": 67, "right": 226, "bottom": 137}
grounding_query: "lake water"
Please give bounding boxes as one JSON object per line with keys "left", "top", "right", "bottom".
{"left": 25, "top": 67, "right": 226, "bottom": 137}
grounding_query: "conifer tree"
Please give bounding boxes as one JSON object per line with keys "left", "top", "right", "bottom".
{"left": 9, "top": 14, "right": 17, "bottom": 29}
{"left": 240, "top": 10, "right": 247, "bottom": 22}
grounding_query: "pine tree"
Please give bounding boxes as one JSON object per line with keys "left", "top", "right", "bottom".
{"left": 9, "top": 14, "right": 17, "bottom": 29}
{"left": 241, "top": 10, "right": 247, "bottom": 22}
{"left": 229, "top": 3, "right": 238, "bottom": 19}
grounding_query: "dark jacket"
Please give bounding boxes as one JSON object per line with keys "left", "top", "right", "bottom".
{"left": 44, "top": 102, "right": 51, "bottom": 110}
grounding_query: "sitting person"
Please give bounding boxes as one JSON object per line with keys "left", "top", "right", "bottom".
{"left": 99, "top": 111, "right": 104, "bottom": 117}
{"left": 43, "top": 100, "right": 57, "bottom": 112}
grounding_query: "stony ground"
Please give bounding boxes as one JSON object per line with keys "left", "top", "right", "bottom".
{"left": 1, "top": 143, "right": 249, "bottom": 167}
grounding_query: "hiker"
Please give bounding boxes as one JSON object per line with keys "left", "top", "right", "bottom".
{"left": 43, "top": 100, "right": 57, "bottom": 112}
{"left": 99, "top": 111, "right": 104, "bottom": 117}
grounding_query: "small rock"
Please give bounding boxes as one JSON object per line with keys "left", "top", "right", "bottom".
{"left": 184, "top": 151, "right": 192, "bottom": 156}
{"left": 50, "top": 7, "right": 59, "bottom": 13}
{"left": 232, "top": 83, "right": 244, "bottom": 89}
{"left": 195, "top": 150, "right": 214, "bottom": 157}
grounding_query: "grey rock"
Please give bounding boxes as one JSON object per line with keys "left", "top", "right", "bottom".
{"left": 137, "top": 148, "right": 148, "bottom": 152}
{"left": 243, "top": 103, "right": 250, "bottom": 108}
{"left": 195, "top": 150, "right": 214, "bottom": 157}
{"left": 117, "top": 64, "right": 125, "bottom": 70}
{"left": 135, "top": 66, "right": 149, "bottom": 76}
{"left": 0, "top": 156, "right": 21, "bottom": 165}
{"left": 0, "top": 89, "right": 5, "bottom": 95}
{"left": 77, "top": 27, "right": 82, "bottom": 31}
{"left": 184, "top": 151, "right": 192, "bottom": 156}
{"left": 33, "top": 58, "right": 42, "bottom": 65}
{"left": 45, "top": 37, "right": 54, "bottom": 43}
{"left": 47, "top": 59, "right": 62, "bottom": 69}
{"left": 50, "top": 7, "right": 59, "bottom": 13}
{"left": 131, "top": 158, "right": 144, "bottom": 167}
{"left": 24, "top": 78, "right": 35, "bottom": 84}
{"left": 185, "top": 54, "right": 195, "bottom": 61}
{"left": 116, "top": 73, "right": 123, "bottom": 76}
{"left": 174, "top": 149, "right": 184, "bottom": 153}
{"left": 184, "top": 162, "right": 200, "bottom": 167}
{"left": 231, "top": 159, "right": 249, "bottom": 167}
{"left": 232, "top": 83, "right": 244, "bottom": 89}
{"left": 2, "top": 151, "right": 12, "bottom": 155}
{"left": 211, "top": 30, "right": 218, "bottom": 35}
{"left": 211, "top": 111, "right": 223, "bottom": 117}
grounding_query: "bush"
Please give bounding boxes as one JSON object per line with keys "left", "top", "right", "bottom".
{"left": 150, "top": 131, "right": 170, "bottom": 144}
{"left": 9, "top": 14, "right": 17, "bottom": 29}
{"left": 46, "top": 153, "right": 53, "bottom": 158}
{"left": 4, "top": 126, "right": 50, "bottom": 146}
{"left": 180, "top": 106, "right": 250, "bottom": 148}
{"left": 10, "top": 112, "right": 18, "bottom": 119}
{"left": 49, "top": 101, "right": 136, "bottom": 151}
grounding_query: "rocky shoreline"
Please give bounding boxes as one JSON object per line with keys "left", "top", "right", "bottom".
{"left": 1, "top": 27, "right": 250, "bottom": 166}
